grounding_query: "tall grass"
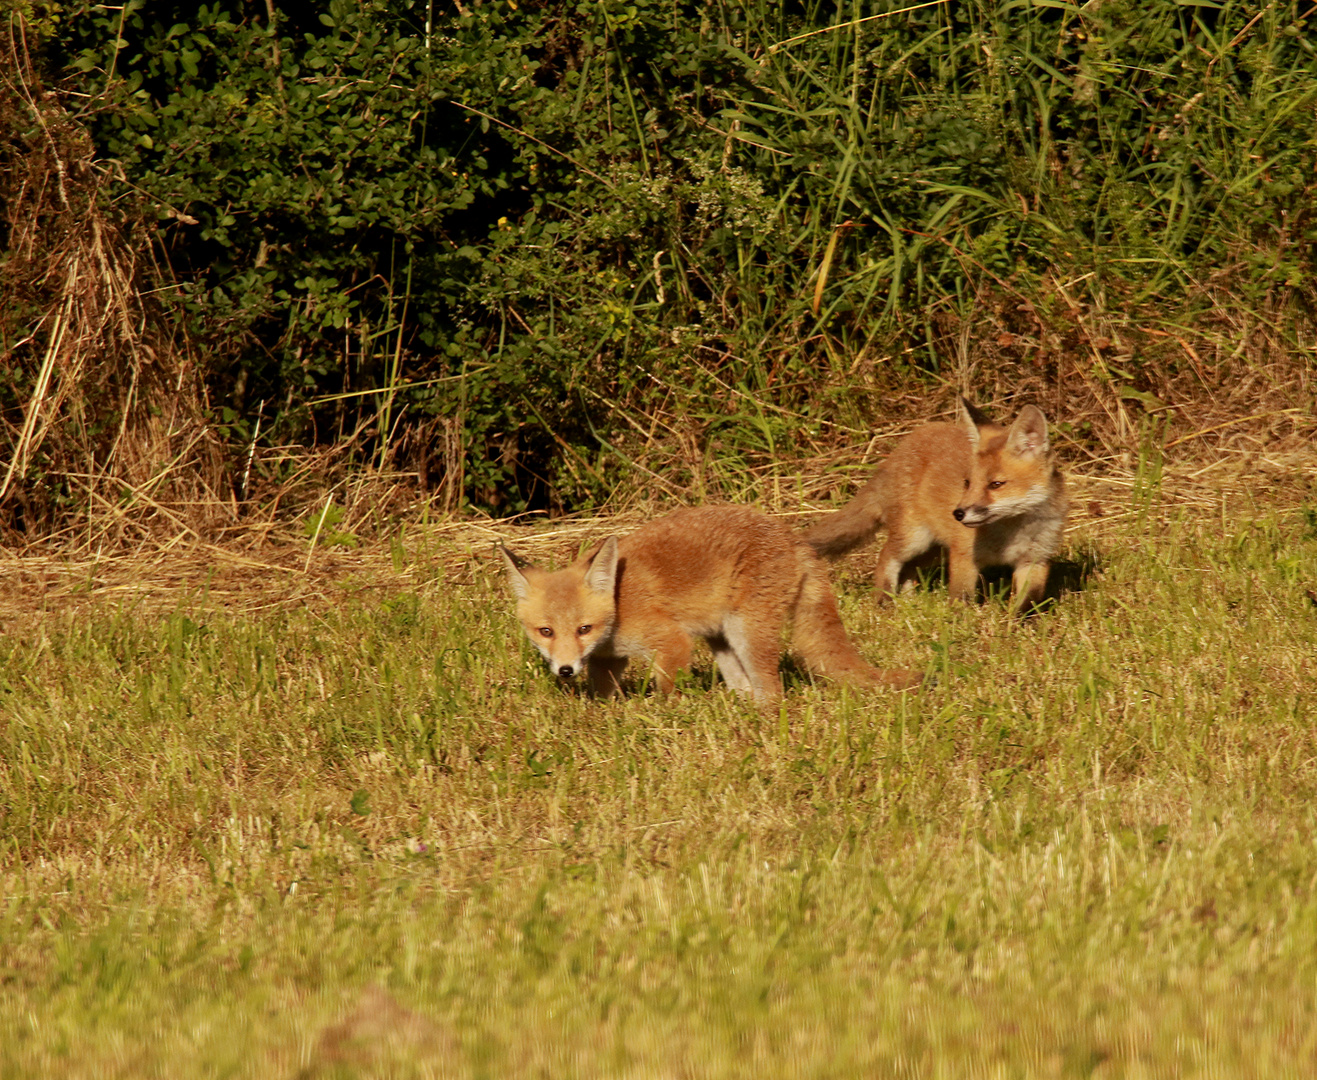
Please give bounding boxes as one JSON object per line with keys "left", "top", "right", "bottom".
{"left": 706, "top": 0, "right": 1317, "bottom": 343}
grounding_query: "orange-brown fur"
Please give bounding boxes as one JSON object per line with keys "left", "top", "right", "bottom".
{"left": 803, "top": 398, "right": 1068, "bottom": 610}
{"left": 500, "top": 506, "right": 920, "bottom": 702}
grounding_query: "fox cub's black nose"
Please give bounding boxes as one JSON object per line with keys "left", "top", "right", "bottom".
{"left": 952, "top": 508, "right": 966, "bottom": 521}
{"left": 557, "top": 665, "right": 575, "bottom": 677}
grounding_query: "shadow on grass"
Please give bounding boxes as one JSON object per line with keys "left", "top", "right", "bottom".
{"left": 889, "top": 541, "right": 1102, "bottom": 613}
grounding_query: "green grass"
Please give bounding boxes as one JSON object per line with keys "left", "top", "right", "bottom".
{"left": 2, "top": 487, "right": 1316, "bottom": 1077}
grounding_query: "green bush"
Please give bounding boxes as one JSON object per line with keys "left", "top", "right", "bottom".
{"left": 34, "top": 0, "right": 1317, "bottom": 513}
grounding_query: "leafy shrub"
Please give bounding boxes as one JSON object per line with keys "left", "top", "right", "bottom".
{"left": 14, "top": 0, "right": 1316, "bottom": 519}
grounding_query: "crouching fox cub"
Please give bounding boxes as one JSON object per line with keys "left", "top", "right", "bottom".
{"left": 500, "top": 505, "right": 921, "bottom": 702}
{"left": 803, "top": 398, "right": 1068, "bottom": 611}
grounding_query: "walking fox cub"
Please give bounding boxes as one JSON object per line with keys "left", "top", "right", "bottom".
{"left": 803, "top": 398, "right": 1068, "bottom": 610}
{"left": 499, "top": 505, "right": 920, "bottom": 702}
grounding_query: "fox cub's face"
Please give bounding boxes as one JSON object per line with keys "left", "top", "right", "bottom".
{"left": 499, "top": 538, "right": 619, "bottom": 680}
{"left": 954, "top": 401, "right": 1053, "bottom": 527}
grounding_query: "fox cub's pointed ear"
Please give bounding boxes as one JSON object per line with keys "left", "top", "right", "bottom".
{"left": 959, "top": 396, "right": 994, "bottom": 428}
{"left": 498, "top": 544, "right": 531, "bottom": 601}
{"left": 957, "top": 396, "right": 989, "bottom": 449}
{"left": 584, "top": 536, "right": 619, "bottom": 596}
{"left": 1006, "top": 405, "right": 1049, "bottom": 456}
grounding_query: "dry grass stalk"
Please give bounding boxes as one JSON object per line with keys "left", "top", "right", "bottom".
{"left": 0, "top": 17, "right": 228, "bottom": 548}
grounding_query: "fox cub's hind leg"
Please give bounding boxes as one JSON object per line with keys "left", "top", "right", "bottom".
{"left": 873, "top": 538, "right": 906, "bottom": 600}
{"left": 719, "top": 614, "right": 787, "bottom": 703}
{"left": 874, "top": 523, "right": 935, "bottom": 601}
{"left": 707, "top": 635, "right": 756, "bottom": 696}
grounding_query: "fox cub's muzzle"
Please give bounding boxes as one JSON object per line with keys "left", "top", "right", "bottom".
{"left": 557, "top": 664, "right": 575, "bottom": 678}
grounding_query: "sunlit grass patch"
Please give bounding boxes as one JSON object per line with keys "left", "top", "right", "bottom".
{"left": 1, "top": 488, "right": 1316, "bottom": 1076}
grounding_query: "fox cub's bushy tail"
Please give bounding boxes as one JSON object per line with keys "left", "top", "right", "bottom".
{"left": 789, "top": 561, "right": 903, "bottom": 688}
{"left": 800, "top": 469, "right": 888, "bottom": 560}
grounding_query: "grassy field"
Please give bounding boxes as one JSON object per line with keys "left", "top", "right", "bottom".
{"left": 2, "top": 457, "right": 1316, "bottom": 1078}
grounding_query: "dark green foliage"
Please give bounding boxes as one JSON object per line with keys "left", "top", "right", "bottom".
{"left": 28, "top": 0, "right": 1317, "bottom": 512}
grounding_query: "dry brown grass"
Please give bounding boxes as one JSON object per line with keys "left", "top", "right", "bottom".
{"left": 1, "top": 431, "right": 1312, "bottom": 638}
{"left": 0, "top": 19, "right": 228, "bottom": 544}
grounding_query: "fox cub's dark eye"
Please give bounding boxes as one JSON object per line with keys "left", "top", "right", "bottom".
{"left": 576, "top": 625, "right": 593, "bottom": 636}
{"left": 988, "top": 479, "right": 1006, "bottom": 490}
{"left": 538, "top": 627, "right": 554, "bottom": 638}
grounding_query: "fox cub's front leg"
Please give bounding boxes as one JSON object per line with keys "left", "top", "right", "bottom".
{"left": 587, "top": 655, "right": 629, "bottom": 698}
{"left": 1010, "top": 561, "right": 1050, "bottom": 612}
{"left": 642, "top": 628, "right": 694, "bottom": 695}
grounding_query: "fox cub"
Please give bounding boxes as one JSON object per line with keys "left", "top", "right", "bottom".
{"left": 500, "top": 505, "right": 921, "bottom": 702}
{"left": 803, "top": 398, "right": 1068, "bottom": 610}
